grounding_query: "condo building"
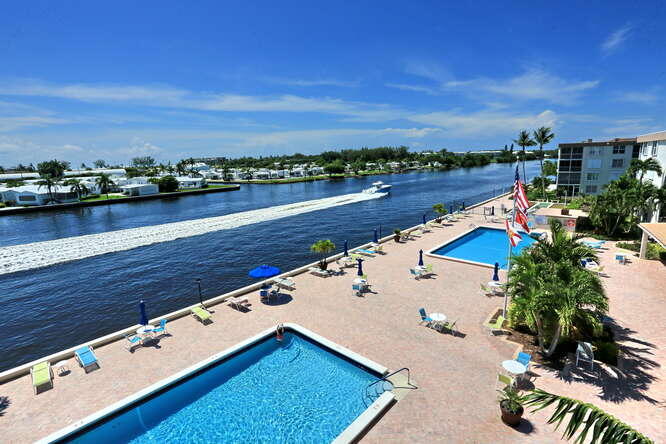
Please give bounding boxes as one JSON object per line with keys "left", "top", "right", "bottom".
{"left": 556, "top": 137, "right": 639, "bottom": 196}
{"left": 637, "top": 130, "right": 666, "bottom": 222}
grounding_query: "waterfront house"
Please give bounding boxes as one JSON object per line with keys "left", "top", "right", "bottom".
{"left": 637, "top": 130, "right": 666, "bottom": 222}
{"left": 175, "top": 176, "right": 206, "bottom": 188}
{"left": 556, "top": 137, "right": 639, "bottom": 196}
{"left": 252, "top": 169, "right": 271, "bottom": 180}
{"left": 120, "top": 183, "right": 159, "bottom": 196}
{"left": 290, "top": 168, "right": 305, "bottom": 177}
{"left": 0, "top": 184, "right": 79, "bottom": 206}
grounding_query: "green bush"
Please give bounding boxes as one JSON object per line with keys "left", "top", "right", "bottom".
{"left": 0, "top": 202, "right": 6, "bottom": 208}
{"left": 617, "top": 241, "right": 666, "bottom": 260}
{"left": 158, "top": 176, "right": 179, "bottom": 192}
{"left": 593, "top": 341, "right": 619, "bottom": 366}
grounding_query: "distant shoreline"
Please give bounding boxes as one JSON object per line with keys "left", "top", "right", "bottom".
{"left": 0, "top": 184, "right": 240, "bottom": 216}
{"left": 210, "top": 168, "right": 419, "bottom": 185}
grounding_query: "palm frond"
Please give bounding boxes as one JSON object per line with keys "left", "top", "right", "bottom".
{"left": 524, "top": 390, "right": 653, "bottom": 444}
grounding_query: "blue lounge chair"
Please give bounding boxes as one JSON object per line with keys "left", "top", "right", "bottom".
{"left": 75, "top": 346, "right": 99, "bottom": 373}
{"left": 352, "top": 284, "right": 362, "bottom": 296}
{"left": 418, "top": 308, "right": 433, "bottom": 327}
{"left": 357, "top": 249, "right": 376, "bottom": 256}
{"left": 124, "top": 334, "right": 142, "bottom": 352}
{"left": 516, "top": 352, "right": 531, "bottom": 371}
{"left": 151, "top": 319, "right": 168, "bottom": 336}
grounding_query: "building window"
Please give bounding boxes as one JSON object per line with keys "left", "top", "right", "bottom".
{"left": 585, "top": 185, "right": 598, "bottom": 194}
{"left": 18, "top": 195, "right": 37, "bottom": 201}
{"left": 652, "top": 142, "right": 658, "bottom": 157}
{"left": 612, "top": 145, "right": 625, "bottom": 154}
{"left": 611, "top": 159, "right": 624, "bottom": 168}
{"left": 587, "top": 159, "right": 602, "bottom": 169}
{"left": 587, "top": 173, "right": 599, "bottom": 181}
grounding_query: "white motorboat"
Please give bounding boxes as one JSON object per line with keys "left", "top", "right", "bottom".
{"left": 362, "top": 181, "right": 392, "bottom": 194}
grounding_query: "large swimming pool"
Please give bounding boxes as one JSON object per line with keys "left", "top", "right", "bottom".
{"left": 46, "top": 326, "right": 390, "bottom": 443}
{"left": 428, "top": 226, "right": 536, "bottom": 269}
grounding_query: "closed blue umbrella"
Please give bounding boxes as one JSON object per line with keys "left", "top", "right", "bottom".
{"left": 462, "top": 202, "right": 466, "bottom": 211}
{"left": 343, "top": 240, "right": 349, "bottom": 257}
{"left": 422, "top": 214, "right": 427, "bottom": 225}
{"left": 449, "top": 204, "right": 454, "bottom": 214}
{"left": 491, "top": 206, "right": 495, "bottom": 216}
{"left": 139, "top": 300, "right": 148, "bottom": 326}
{"left": 373, "top": 229, "right": 378, "bottom": 243}
{"left": 418, "top": 249, "right": 424, "bottom": 266}
{"left": 357, "top": 258, "right": 364, "bottom": 276}
{"left": 379, "top": 225, "right": 382, "bottom": 239}
{"left": 493, "top": 262, "right": 500, "bottom": 281}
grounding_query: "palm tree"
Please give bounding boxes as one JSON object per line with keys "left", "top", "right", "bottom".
{"left": 628, "top": 158, "right": 663, "bottom": 184}
{"left": 63, "top": 178, "right": 90, "bottom": 200}
{"left": 310, "top": 239, "right": 336, "bottom": 270}
{"left": 36, "top": 175, "right": 59, "bottom": 204}
{"left": 513, "top": 130, "right": 536, "bottom": 183}
{"left": 432, "top": 203, "right": 448, "bottom": 221}
{"left": 524, "top": 389, "right": 653, "bottom": 443}
{"left": 95, "top": 173, "right": 116, "bottom": 199}
{"left": 533, "top": 127, "right": 555, "bottom": 200}
{"left": 507, "top": 220, "right": 606, "bottom": 356}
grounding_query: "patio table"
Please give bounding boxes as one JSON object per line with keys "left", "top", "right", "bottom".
{"left": 502, "top": 360, "right": 527, "bottom": 376}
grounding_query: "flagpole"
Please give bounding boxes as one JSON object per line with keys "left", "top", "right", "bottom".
{"left": 506, "top": 169, "right": 519, "bottom": 317}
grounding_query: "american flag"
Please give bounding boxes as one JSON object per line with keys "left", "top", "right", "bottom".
{"left": 514, "top": 207, "right": 531, "bottom": 233}
{"left": 514, "top": 165, "right": 530, "bottom": 212}
{"left": 505, "top": 219, "right": 523, "bottom": 247}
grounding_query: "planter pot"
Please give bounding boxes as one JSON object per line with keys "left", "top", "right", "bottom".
{"left": 394, "top": 235, "right": 401, "bottom": 242}
{"left": 500, "top": 402, "right": 524, "bottom": 427}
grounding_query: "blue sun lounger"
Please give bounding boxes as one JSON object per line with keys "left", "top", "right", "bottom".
{"left": 75, "top": 346, "right": 100, "bottom": 373}
{"left": 357, "top": 249, "right": 376, "bottom": 256}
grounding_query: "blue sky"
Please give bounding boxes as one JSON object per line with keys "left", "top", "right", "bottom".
{"left": 0, "top": 0, "right": 664, "bottom": 166}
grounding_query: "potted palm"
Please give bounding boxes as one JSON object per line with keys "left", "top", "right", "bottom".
{"left": 393, "top": 229, "right": 401, "bottom": 242}
{"left": 432, "top": 203, "right": 448, "bottom": 222}
{"left": 310, "top": 239, "right": 336, "bottom": 270}
{"left": 498, "top": 386, "right": 526, "bottom": 426}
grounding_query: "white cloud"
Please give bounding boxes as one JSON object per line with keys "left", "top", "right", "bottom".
{"left": 0, "top": 116, "right": 70, "bottom": 132}
{"left": 0, "top": 79, "right": 404, "bottom": 122}
{"left": 386, "top": 68, "right": 599, "bottom": 105}
{"left": 601, "top": 24, "right": 632, "bottom": 55}
{"left": 602, "top": 118, "right": 657, "bottom": 136}
{"left": 615, "top": 89, "right": 659, "bottom": 104}
{"left": 264, "top": 77, "right": 361, "bottom": 88}
{"left": 409, "top": 109, "right": 558, "bottom": 137}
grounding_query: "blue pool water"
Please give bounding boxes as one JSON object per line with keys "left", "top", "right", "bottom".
{"left": 430, "top": 227, "right": 536, "bottom": 269}
{"left": 64, "top": 332, "right": 382, "bottom": 443}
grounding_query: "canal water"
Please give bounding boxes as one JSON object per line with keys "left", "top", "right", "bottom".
{"left": 0, "top": 161, "right": 539, "bottom": 371}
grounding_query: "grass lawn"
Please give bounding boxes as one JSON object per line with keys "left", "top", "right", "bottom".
{"left": 81, "top": 194, "right": 126, "bottom": 202}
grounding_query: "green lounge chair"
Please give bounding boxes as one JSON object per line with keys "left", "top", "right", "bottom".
{"left": 31, "top": 361, "right": 53, "bottom": 394}
{"left": 191, "top": 306, "right": 212, "bottom": 323}
{"left": 441, "top": 319, "right": 457, "bottom": 335}
{"left": 485, "top": 315, "right": 505, "bottom": 335}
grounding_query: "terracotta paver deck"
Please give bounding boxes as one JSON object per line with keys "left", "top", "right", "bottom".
{"left": 1, "top": 196, "right": 664, "bottom": 443}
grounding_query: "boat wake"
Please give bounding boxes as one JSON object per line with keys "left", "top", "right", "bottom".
{"left": 0, "top": 192, "right": 386, "bottom": 275}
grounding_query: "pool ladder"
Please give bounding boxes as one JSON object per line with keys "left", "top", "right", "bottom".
{"left": 363, "top": 367, "right": 415, "bottom": 405}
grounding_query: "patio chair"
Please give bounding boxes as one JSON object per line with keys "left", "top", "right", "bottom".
{"left": 497, "top": 373, "right": 515, "bottom": 389}
{"left": 75, "top": 346, "right": 100, "bottom": 373}
{"left": 410, "top": 268, "right": 422, "bottom": 280}
{"left": 425, "top": 264, "right": 433, "bottom": 274}
{"left": 480, "top": 284, "right": 493, "bottom": 296}
{"left": 484, "top": 315, "right": 506, "bottom": 335}
{"left": 191, "top": 305, "right": 212, "bottom": 324}
{"left": 373, "top": 244, "right": 383, "bottom": 253}
{"left": 441, "top": 319, "right": 457, "bottom": 335}
{"left": 352, "top": 284, "right": 362, "bottom": 296}
{"left": 516, "top": 352, "right": 531, "bottom": 371}
{"left": 615, "top": 254, "right": 627, "bottom": 265}
{"left": 151, "top": 319, "right": 168, "bottom": 336}
{"left": 228, "top": 296, "right": 251, "bottom": 310}
{"left": 357, "top": 249, "right": 376, "bottom": 256}
{"left": 418, "top": 308, "right": 433, "bottom": 327}
{"left": 124, "top": 334, "right": 143, "bottom": 351}
{"left": 30, "top": 361, "right": 53, "bottom": 394}
{"left": 576, "top": 342, "right": 595, "bottom": 370}
{"left": 308, "top": 267, "right": 330, "bottom": 277}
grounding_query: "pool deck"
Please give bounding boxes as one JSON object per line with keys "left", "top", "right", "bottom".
{"left": 1, "top": 194, "right": 665, "bottom": 443}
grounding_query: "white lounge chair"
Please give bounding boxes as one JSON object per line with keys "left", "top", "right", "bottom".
{"left": 308, "top": 267, "right": 330, "bottom": 277}
{"left": 576, "top": 342, "right": 595, "bottom": 370}
{"left": 228, "top": 296, "right": 251, "bottom": 310}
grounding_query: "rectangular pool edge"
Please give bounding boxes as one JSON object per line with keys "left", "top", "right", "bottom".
{"left": 37, "top": 323, "right": 391, "bottom": 444}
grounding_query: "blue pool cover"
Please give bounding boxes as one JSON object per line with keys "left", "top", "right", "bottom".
{"left": 65, "top": 332, "right": 382, "bottom": 443}
{"left": 430, "top": 226, "right": 536, "bottom": 269}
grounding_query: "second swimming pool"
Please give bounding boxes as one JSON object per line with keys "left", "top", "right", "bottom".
{"left": 428, "top": 226, "right": 536, "bottom": 269}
